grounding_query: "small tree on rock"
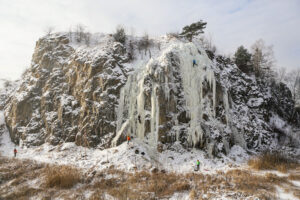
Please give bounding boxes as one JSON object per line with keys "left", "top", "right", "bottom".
{"left": 75, "top": 24, "right": 86, "bottom": 42}
{"left": 180, "top": 20, "right": 207, "bottom": 41}
{"left": 138, "top": 32, "right": 150, "bottom": 55}
{"left": 234, "top": 46, "right": 252, "bottom": 74}
{"left": 44, "top": 26, "right": 55, "bottom": 36}
{"left": 113, "top": 25, "right": 126, "bottom": 44}
{"left": 251, "top": 39, "right": 275, "bottom": 79}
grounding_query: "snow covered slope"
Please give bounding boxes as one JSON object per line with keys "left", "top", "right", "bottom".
{"left": 1, "top": 33, "right": 300, "bottom": 158}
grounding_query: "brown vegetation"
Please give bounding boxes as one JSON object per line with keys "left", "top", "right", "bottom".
{"left": 44, "top": 165, "right": 82, "bottom": 188}
{"left": 1, "top": 155, "right": 300, "bottom": 200}
{"left": 248, "top": 152, "right": 298, "bottom": 172}
{"left": 288, "top": 173, "right": 300, "bottom": 180}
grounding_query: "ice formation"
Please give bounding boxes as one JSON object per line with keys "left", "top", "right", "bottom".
{"left": 112, "top": 42, "right": 219, "bottom": 148}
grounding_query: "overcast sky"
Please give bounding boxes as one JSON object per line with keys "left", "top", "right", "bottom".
{"left": 0, "top": 0, "right": 299, "bottom": 80}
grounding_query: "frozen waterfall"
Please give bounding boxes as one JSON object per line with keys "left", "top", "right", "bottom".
{"left": 112, "top": 42, "right": 217, "bottom": 147}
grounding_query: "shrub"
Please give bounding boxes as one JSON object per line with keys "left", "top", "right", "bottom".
{"left": 248, "top": 152, "right": 298, "bottom": 172}
{"left": 288, "top": 173, "right": 300, "bottom": 180}
{"left": 167, "top": 32, "right": 180, "bottom": 39}
{"left": 138, "top": 33, "right": 150, "bottom": 53}
{"left": 44, "top": 165, "right": 81, "bottom": 188}
{"left": 113, "top": 25, "right": 126, "bottom": 44}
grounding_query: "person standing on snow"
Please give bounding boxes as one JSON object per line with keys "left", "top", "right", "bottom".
{"left": 14, "top": 148, "right": 17, "bottom": 157}
{"left": 196, "top": 160, "right": 200, "bottom": 171}
{"left": 127, "top": 135, "right": 131, "bottom": 145}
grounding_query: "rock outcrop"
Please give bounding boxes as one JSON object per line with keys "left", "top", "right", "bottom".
{"left": 4, "top": 33, "right": 131, "bottom": 148}
{"left": 3, "top": 33, "right": 300, "bottom": 156}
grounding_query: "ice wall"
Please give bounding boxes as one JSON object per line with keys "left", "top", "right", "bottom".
{"left": 112, "top": 41, "right": 219, "bottom": 148}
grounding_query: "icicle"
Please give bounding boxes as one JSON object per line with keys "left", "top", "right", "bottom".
{"left": 112, "top": 120, "right": 129, "bottom": 147}
{"left": 164, "top": 75, "right": 170, "bottom": 101}
{"left": 208, "top": 70, "right": 212, "bottom": 89}
{"left": 212, "top": 73, "right": 216, "bottom": 118}
{"left": 116, "top": 88, "right": 125, "bottom": 133}
{"left": 174, "top": 118, "right": 179, "bottom": 141}
{"left": 223, "top": 89, "right": 230, "bottom": 125}
{"left": 150, "top": 84, "right": 159, "bottom": 146}
{"left": 136, "top": 78, "right": 145, "bottom": 139}
{"left": 199, "top": 72, "right": 203, "bottom": 121}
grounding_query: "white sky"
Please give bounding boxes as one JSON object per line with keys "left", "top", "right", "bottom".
{"left": 0, "top": 0, "right": 299, "bottom": 80}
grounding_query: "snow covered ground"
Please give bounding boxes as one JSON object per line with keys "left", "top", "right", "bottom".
{"left": 0, "top": 127, "right": 246, "bottom": 174}
{"left": 1, "top": 115, "right": 300, "bottom": 199}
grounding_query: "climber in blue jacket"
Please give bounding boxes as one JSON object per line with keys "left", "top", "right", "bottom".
{"left": 193, "top": 59, "right": 197, "bottom": 67}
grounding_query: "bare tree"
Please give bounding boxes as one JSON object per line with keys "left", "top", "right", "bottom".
{"left": 138, "top": 32, "right": 150, "bottom": 55}
{"left": 128, "top": 40, "right": 134, "bottom": 60}
{"left": 199, "top": 35, "right": 217, "bottom": 60}
{"left": 291, "top": 69, "right": 300, "bottom": 104}
{"left": 251, "top": 39, "right": 275, "bottom": 79}
{"left": 277, "top": 67, "right": 286, "bottom": 83}
{"left": 44, "top": 26, "right": 55, "bottom": 36}
{"left": 75, "top": 24, "right": 86, "bottom": 42}
{"left": 84, "top": 32, "right": 91, "bottom": 46}
{"left": 68, "top": 26, "right": 73, "bottom": 42}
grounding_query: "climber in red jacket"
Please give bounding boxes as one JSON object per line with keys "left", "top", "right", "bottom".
{"left": 14, "top": 148, "right": 17, "bottom": 157}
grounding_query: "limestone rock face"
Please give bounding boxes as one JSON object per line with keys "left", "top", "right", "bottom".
{"left": 5, "top": 33, "right": 131, "bottom": 148}
{"left": 3, "top": 33, "right": 300, "bottom": 156}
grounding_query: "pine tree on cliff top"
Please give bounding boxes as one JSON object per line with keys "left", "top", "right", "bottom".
{"left": 180, "top": 20, "right": 207, "bottom": 42}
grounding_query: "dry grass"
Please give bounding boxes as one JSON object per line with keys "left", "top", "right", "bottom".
{"left": 189, "top": 189, "right": 196, "bottom": 200}
{"left": 0, "top": 157, "right": 45, "bottom": 200}
{"left": 248, "top": 152, "right": 298, "bottom": 172}
{"left": 3, "top": 186, "right": 42, "bottom": 200}
{"left": 90, "top": 170, "right": 191, "bottom": 199}
{"left": 289, "top": 174, "right": 300, "bottom": 180}
{"left": 1, "top": 155, "right": 300, "bottom": 200}
{"left": 44, "top": 165, "right": 82, "bottom": 188}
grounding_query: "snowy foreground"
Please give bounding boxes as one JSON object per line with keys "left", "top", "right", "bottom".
{"left": 0, "top": 126, "right": 247, "bottom": 174}
{"left": 1, "top": 129, "right": 300, "bottom": 199}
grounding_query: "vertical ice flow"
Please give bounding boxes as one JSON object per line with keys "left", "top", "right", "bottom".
{"left": 113, "top": 42, "right": 217, "bottom": 148}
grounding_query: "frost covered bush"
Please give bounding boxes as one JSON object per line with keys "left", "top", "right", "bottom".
{"left": 138, "top": 33, "right": 150, "bottom": 52}
{"left": 113, "top": 25, "right": 127, "bottom": 44}
{"left": 166, "top": 32, "right": 180, "bottom": 39}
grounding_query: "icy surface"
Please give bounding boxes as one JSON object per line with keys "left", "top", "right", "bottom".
{"left": 0, "top": 111, "right": 15, "bottom": 156}
{"left": 0, "top": 130, "right": 248, "bottom": 174}
{"left": 276, "top": 186, "right": 297, "bottom": 200}
{"left": 114, "top": 40, "right": 219, "bottom": 148}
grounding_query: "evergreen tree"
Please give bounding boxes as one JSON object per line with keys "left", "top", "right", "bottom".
{"left": 234, "top": 46, "right": 252, "bottom": 74}
{"left": 180, "top": 20, "right": 207, "bottom": 41}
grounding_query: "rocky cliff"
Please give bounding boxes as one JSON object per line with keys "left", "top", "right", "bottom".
{"left": 3, "top": 33, "right": 300, "bottom": 156}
